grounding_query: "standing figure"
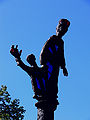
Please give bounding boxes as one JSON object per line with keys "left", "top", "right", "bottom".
{"left": 40, "top": 19, "right": 70, "bottom": 101}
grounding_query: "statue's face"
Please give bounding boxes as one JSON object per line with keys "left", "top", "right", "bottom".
{"left": 56, "top": 19, "right": 70, "bottom": 37}
{"left": 56, "top": 24, "right": 68, "bottom": 37}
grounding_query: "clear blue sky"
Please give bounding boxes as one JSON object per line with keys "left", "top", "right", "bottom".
{"left": 0, "top": 0, "right": 90, "bottom": 119}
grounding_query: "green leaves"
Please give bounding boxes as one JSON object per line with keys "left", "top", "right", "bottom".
{"left": 0, "top": 85, "right": 26, "bottom": 120}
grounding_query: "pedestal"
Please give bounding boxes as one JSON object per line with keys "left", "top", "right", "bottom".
{"left": 35, "top": 99, "right": 59, "bottom": 120}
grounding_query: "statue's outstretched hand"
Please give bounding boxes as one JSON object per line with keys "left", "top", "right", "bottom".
{"left": 63, "top": 67, "right": 68, "bottom": 76}
{"left": 10, "top": 45, "right": 22, "bottom": 59}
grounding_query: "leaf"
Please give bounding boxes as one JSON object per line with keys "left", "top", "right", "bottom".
{"left": 0, "top": 85, "right": 26, "bottom": 119}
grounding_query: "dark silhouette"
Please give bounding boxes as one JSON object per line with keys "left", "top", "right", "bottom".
{"left": 39, "top": 19, "right": 70, "bottom": 100}
{"left": 10, "top": 19, "right": 70, "bottom": 120}
{"left": 10, "top": 46, "right": 48, "bottom": 100}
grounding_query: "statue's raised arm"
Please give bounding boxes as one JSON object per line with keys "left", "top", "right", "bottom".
{"left": 10, "top": 45, "right": 22, "bottom": 59}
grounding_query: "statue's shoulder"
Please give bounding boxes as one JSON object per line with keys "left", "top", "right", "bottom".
{"left": 41, "top": 35, "right": 57, "bottom": 50}
{"left": 49, "top": 35, "right": 57, "bottom": 40}
{"left": 45, "top": 35, "right": 56, "bottom": 45}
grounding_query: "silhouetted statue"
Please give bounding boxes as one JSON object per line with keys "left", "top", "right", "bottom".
{"left": 10, "top": 19, "right": 70, "bottom": 119}
{"left": 39, "top": 19, "right": 70, "bottom": 101}
{"left": 10, "top": 45, "right": 48, "bottom": 100}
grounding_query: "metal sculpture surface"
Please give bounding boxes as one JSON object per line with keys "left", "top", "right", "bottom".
{"left": 10, "top": 19, "right": 70, "bottom": 120}
{"left": 39, "top": 19, "right": 70, "bottom": 101}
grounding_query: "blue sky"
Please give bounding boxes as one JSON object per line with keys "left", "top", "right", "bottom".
{"left": 0, "top": 0, "right": 90, "bottom": 119}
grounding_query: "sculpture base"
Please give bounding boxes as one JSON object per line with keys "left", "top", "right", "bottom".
{"left": 37, "top": 107, "right": 54, "bottom": 120}
{"left": 35, "top": 99, "right": 59, "bottom": 120}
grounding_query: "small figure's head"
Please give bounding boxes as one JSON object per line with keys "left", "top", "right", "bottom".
{"left": 56, "top": 19, "right": 70, "bottom": 37}
{"left": 26, "top": 54, "right": 36, "bottom": 66}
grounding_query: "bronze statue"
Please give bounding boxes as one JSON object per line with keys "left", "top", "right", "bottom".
{"left": 39, "top": 19, "right": 70, "bottom": 100}
{"left": 10, "top": 19, "right": 70, "bottom": 119}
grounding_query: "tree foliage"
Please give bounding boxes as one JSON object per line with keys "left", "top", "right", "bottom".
{"left": 0, "top": 85, "right": 26, "bottom": 120}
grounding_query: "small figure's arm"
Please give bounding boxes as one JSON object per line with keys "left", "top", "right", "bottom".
{"left": 10, "top": 45, "right": 22, "bottom": 59}
{"left": 10, "top": 45, "right": 31, "bottom": 74}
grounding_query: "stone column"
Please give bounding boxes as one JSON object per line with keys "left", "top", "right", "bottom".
{"left": 35, "top": 99, "right": 59, "bottom": 120}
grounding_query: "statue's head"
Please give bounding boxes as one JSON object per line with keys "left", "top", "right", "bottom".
{"left": 26, "top": 54, "right": 36, "bottom": 66}
{"left": 56, "top": 19, "right": 70, "bottom": 37}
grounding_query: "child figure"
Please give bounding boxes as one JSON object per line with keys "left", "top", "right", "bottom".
{"left": 10, "top": 45, "right": 48, "bottom": 100}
